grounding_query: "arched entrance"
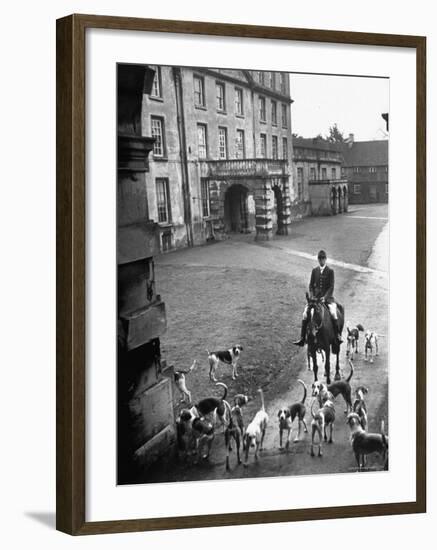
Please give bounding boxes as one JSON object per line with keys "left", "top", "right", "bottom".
{"left": 224, "top": 184, "right": 249, "bottom": 233}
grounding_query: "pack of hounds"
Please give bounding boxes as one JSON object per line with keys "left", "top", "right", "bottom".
{"left": 174, "top": 326, "right": 387, "bottom": 473}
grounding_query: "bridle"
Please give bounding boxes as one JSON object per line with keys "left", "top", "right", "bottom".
{"left": 308, "top": 301, "right": 324, "bottom": 332}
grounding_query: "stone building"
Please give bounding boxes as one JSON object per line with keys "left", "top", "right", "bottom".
{"left": 142, "top": 66, "right": 296, "bottom": 249}
{"left": 117, "top": 64, "right": 176, "bottom": 484}
{"left": 341, "top": 137, "right": 389, "bottom": 204}
{"left": 292, "top": 137, "right": 349, "bottom": 215}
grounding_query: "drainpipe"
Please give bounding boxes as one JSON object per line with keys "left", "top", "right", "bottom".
{"left": 172, "top": 67, "right": 194, "bottom": 247}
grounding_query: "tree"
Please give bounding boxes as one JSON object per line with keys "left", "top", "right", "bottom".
{"left": 326, "top": 123, "right": 345, "bottom": 143}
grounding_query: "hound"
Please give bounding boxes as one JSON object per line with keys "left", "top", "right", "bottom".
{"left": 346, "top": 324, "right": 365, "bottom": 356}
{"left": 231, "top": 393, "right": 250, "bottom": 444}
{"left": 346, "top": 413, "right": 388, "bottom": 471}
{"left": 173, "top": 359, "right": 196, "bottom": 404}
{"left": 207, "top": 345, "right": 244, "bottom": 381}
{"left": 364, "top": 331, "right": 379, "bottom": 363}
{"left": 277, "top": 379, "right": 308, "bottom": 449}
{"left": 190, "top": 382, "right": 230, "bottom": 431}
{"left": 353, "top": 386, "right": 369, "bottom": 431}
{"left": 224, "top": 409, "right": 243, "bottom": 470}
{"left": 176, "top": 408, "right": 214, "bottom": 461}
{"left": 310, "top": 398, "right": 335, "bottom": 457}
{"left": 312, "top": 359, "right": 354, "bottom": 413}
{"left": 244, "top": 389, "right": 269, "bottom": 466}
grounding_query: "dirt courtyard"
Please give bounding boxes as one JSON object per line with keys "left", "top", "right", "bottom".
{"left": 139, "top": 204, "right": 389, "bottom": 483}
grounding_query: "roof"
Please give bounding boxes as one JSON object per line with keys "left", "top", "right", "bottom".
{"left": 292, "top": 137, "right": 343, "bottom": 153}
{"left": 342, "top": 140, "right": 388, "bottom": 167}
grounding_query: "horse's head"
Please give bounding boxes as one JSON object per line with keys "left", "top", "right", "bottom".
{"left": 306, "top": 294, "right": 323, "bottom": 339}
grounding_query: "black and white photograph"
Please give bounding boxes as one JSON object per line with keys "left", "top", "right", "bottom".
{"left": 117, "top": 63, "right": 389, "bottom": 485}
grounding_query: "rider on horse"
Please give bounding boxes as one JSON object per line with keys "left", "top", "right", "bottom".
{"left": 293, "top": 249, "right": 343, "bottom": 346}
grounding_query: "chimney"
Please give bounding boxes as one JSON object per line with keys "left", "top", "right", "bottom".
{"left": 347, "top": 133, "right": 354, "bottom": 148}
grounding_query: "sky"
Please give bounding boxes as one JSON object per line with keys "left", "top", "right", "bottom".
{"left": 290, "top": 73, "right": 389, "bottom": 141}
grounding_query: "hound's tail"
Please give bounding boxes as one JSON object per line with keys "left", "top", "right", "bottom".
{"left": 206, "top": 349, "right": 211, "bottom": 356}
{"left": 189, "top": 359, "right": 197, "bottom": 373}
{"left": 298, "top": 379, "right": 307, "bottom": 404}
{"left": 356, "top": 324, "right": 365, "bottom": 332}
{"left": 347, "top": 359, "right": 354, "bottom": 382}
{"left": 258, "top": 388, "right": 266, "bottom": 412}
{"left": 216, "top": 382, "right": 228, "bottom": 401}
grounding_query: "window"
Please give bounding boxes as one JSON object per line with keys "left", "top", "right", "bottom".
{"left": 235, "top": 129, "right": 245, "bottom": 159}
{"left": 151, "top": 116, "right": 165, "bottom": 157}
{"left": 150, "top": 66, "right": 162, "bottom": 98}
{"left": 269, "top": 72, "right": 274, "bottom": 88}
{"left": 353, "top": 184, "right": 361, "bottom": 194}
{"left": 271, "top": 100, "right": 277, "bottom": 125}
{"left": 216, "top": 82, "right": 226, "bottom": 112}
{"left": 258, "top": 71, "right": 265, "bottom": 85}
{"left": 259, "top": 96, "right": 266, "bottom": 122}
{"left": 310, "top": 167, "right": 316, "bottom": 180}
{"left": 341, "top": 167, "right": 346, "bottom": 177}
{"left": 156, "top": 178, "right": 171, "bottom": 223}
{"left": 272, "top": 136, "right": 278, "bottom": 159}
{"left": 218, "top": 127, "right": 228, "bottom": 159}
{"left": 194, "top": 75, "right": 205, "bottom": 107}
{"left": 281, "top": 103, "right": 288, "bottom": 127}
{"left": 369, "top": 166, "right": 377, "bottom": 173}
{"left": 235, "top": 88, "right": 244, "bottom": 116}
{"left": 321, "top": 167, "right": 327, "bottom": 179}
{"left": 201, "top": 178, "right": 210, "bottom": 217}
{"left": 197, "top": 124, "right": 208, "bottom": 159}
{"left": 260, "top": 133, "right": 267, "bottom": 158}
{"left": 331, "top": 167, "right": 337, "bottom": 179}
{"left": 282, "top": 137, "right": 288, "bottom": 159}
{"left": 354, "top": 166, "right": 360, "bottom": 173}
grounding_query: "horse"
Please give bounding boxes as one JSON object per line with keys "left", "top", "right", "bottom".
{"left": 305, "top": 293, "right": 344, "bottom": 385}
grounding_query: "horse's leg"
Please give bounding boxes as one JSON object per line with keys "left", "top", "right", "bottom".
{"left": 312, "top": 349, "right": 318, "bottom": 382}
{"left": 325, "top": 347, "right": 331, "bottom": 385}
{"left": 334, "top": 348, "right": 341, "bottom": 381}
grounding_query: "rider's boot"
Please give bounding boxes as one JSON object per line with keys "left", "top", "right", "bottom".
{"left": 332, "top": 319, "right": 343, "bottom": 344}
{"left": 293, "top": 319, "right": 308, "bottom": 346}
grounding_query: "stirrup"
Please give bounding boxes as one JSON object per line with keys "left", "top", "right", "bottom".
{"left": 293, "top": 338, "right": 306, "bottom": 347}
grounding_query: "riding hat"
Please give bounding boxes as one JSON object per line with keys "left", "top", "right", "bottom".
{"left": 317, "top": 250, "right": 327, "bottom": 259}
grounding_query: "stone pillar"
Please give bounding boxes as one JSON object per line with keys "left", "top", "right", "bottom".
{"left": 344, "top": 186, "right": 349, "bottom": 212}
{"left": 255, "top": 178, "right": 273, "bottom": 241}
{"left": 209, "top": 180, "right": 226, "bottom": 239}
{"left": 277, "top": 176, "right": 292, "bottom": 235}
{"left": 117, "top": 64, "right": 176, "bottom": 484}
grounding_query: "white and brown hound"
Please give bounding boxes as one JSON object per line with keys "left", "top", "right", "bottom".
{"left": 244, "top": 389, "right": 268, "bottom": 466}
{"left": 277, "top": 379, "right": 308, "bottom": 449}
{"left": 346, "top": 323, "right": 364, "bottom": 356}
{"left": 173, "top": 359, "right": 196, "bottom": 404}
{"left": 190, "top": 382, "right": 230, "bottom": 431}
{"left": 346, "top": 413, "right": 388, "bottom": 471}
{"left": 312, "top": 359, "right": 354, "bottom": 414}
{"left": 353, "top": 386, "right": 369, "bottom": 430}
{"left": 310, "top": 397, "right": 336, "bottom": 457}
{"left": 207, "top": 345, "right": 244, "bottom": 381}
{"left": 364, "top": 331, "right": 379, "bottom": 363}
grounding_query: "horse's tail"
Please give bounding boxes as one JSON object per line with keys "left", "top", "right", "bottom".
{"left": 297, "top": 379, "right": 307, "bottom": 404}
{"left": 356, "top": 323, "right": 365, "bottom": 332}
{"left": 216, "top": 382, "right": 228, "bottom": 401}
{"left": 347, "top": 359, "right": 354, "bottom": 382}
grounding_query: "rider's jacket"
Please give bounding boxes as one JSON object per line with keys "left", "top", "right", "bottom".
{"left": 309, "top": 265, "right": 335, "bottom": 302}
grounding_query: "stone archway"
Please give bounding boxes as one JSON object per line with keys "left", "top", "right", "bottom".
{"left": 224, "top": 184, "right": 250, "bottom": 233}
